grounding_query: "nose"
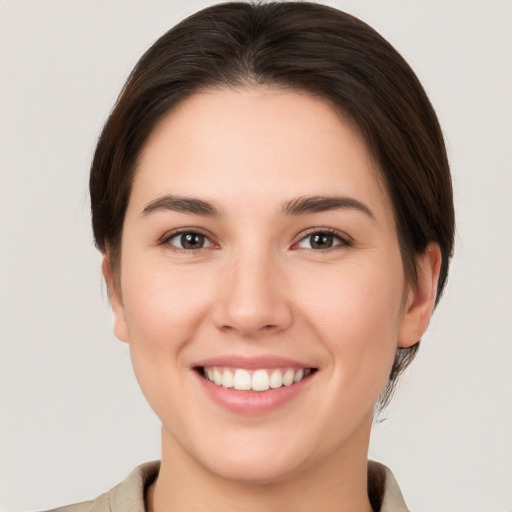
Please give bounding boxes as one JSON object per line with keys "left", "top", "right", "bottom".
{"left": 212, "top": 249, "right": 293, "bottom": 338}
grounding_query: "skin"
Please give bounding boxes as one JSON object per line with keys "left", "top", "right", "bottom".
{"left": 103, "top": 87, "right": 441, "bottom": 512}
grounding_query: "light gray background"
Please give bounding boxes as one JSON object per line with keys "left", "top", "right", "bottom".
{"left": 1, "top": 1, "right": 511, "bottom": 511}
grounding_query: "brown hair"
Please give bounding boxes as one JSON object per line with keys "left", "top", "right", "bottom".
{"left": 90, "top": 1, "right": 454, "bottom": 407}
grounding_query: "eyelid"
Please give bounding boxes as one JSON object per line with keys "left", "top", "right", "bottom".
{"left": 160, "top": 227, "right": 218, "bottom": 251}
{"left": 159, "top": 226, "right": 351, "bottom": 252}
{"left": 292, "top": 227, "right": 352, "bottom": 250}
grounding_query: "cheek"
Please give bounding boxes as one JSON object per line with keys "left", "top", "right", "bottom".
{"left": 119, "top": 258, "right": 217, "bottom": 378}
{"left": 300, "top": 258, "right": 405, "bottom": 385}
{"left": 119, "top": 261, "right": 217, "bottom": 417}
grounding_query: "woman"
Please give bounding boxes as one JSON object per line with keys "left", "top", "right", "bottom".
{"left": 52, "top": 2, "right": 453, "bottom": 511}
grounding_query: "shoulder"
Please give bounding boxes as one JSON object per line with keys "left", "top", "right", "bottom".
{"left": 368, "top": 460, "right": 410, "bottom": 512}
{"left": 41, "top": 461, "right": 160, "bottom": 512}
{"left": 42, "top": 494, "right": 108, "bottom": 512}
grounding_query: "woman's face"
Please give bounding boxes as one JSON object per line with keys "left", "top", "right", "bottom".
{"left": 107, "top": 87, "right": 429, "bottom": 483}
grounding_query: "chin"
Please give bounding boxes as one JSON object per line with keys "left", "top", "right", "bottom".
{"left": 185, "top": 426, "right": 319, "bottom": 485}
{"left": 205, "top": 450, "right": 308, "bottom": 485}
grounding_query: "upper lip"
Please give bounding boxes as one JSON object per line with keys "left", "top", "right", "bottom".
{"left": 192, "top": 354, "right": 315, "bottom": 370}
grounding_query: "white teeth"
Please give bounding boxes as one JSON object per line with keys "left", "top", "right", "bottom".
{"left": 269, "top": 370, "right": 283, "bottom": 388}
{"left": 233, "top": 369, "right": 252, "bottom": 390}
{"left": 282, "top": 369, "right": 295, "bottom": 386}
{"left": 251, "top": 369, "right": 270, "bottom": 391}
{"left": 204, "top": 366, "right": 313, "bottom": 392}
{"left": 221, "top": 369, "right": 234, "bottom": 388}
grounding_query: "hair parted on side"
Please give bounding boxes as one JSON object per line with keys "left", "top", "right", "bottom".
{"left": 90, "top": 1, "right": 454, "bottom": 408}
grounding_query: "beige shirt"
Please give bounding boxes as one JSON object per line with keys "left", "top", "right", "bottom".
{"left": 46, "top": 460, "right": 409, "bottom": 512}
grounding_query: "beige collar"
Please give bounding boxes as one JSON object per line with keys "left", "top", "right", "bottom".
{"left": 103, "top": 459, "right": 409, "bottom": 512}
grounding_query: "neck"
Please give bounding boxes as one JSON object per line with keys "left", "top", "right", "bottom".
{"left": 147, "top": 422, "right": 374, "bottom": 512}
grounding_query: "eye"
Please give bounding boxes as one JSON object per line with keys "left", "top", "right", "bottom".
{"left": 296, "top": 230, "right": 349, "bottom": 250}
{"left": 164, "top": 231, "right": 214, "bottom": 251}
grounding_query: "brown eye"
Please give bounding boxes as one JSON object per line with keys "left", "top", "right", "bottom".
{"left": 310, "top": 233, "right": 334, "bottom": 249}
{"left": 166, "top": 231, "right": 213, "bottom": 250}
{"left": 181, "top": 233, "right": 205, "bottom": 249}
{"left": 296, "top": 231, "right": 347, "bottom": 250}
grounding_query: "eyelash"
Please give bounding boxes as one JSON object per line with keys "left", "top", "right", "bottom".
{"left": 161, "top": 229, "right": 216, "bottom": 252}
{"left": 293, "top": 228, "right": 352, "bottom": 251}
{"left": 161, "top": 228, "right": 351, "bottom": 252}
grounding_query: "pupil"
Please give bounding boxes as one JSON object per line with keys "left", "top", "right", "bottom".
{"left": 182, "top": 233, "right": 204, "bottom": 249}
{"left": 311, "top": 233, "right": 332, "bottom": 249}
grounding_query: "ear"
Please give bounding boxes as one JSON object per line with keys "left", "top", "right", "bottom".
{"left": 102, "top": 255, "right": 129, "bottom": 343}
{"left": 398, "top": 243, "right": 442, "bottom": 348}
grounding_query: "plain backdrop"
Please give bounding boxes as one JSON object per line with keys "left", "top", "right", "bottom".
{"left": 1, "top": 1, "right": 511, "bottom": 511}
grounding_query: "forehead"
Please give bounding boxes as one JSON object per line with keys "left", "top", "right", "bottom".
{"left": 131, "top": 86, "right": 391, "bottom": 218}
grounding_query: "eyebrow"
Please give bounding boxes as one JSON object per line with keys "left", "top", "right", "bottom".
{"left": 141, "top": 194, "right": 374, "bottom": 219}
{"left": 282, "top": 195, "right": 375, "bottom": 218}
{"left": 142, "top": 195, "right": 222, "bottom": 217}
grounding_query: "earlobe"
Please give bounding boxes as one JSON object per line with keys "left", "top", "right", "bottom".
{"left": 398, "top": 243, "right": 442, "bottom": 348}
{"left": 101, "top": 255, "right": 129, "bottom": 343}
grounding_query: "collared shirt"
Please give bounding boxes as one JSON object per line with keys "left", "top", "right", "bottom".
{"left": 46, "top": 460, "right": 409, "bottom": 512}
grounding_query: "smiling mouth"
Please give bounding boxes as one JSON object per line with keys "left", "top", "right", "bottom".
{"left": 196, "top": 366, "right": 317, "bottom": 392}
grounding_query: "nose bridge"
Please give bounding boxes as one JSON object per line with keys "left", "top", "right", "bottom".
{"left": 213, "top": 243, "right": 292, "bottom": 336}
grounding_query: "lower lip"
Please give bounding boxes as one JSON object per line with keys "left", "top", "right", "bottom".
{"left": 195, "top": 371, "right": 314, "bottom": 414}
